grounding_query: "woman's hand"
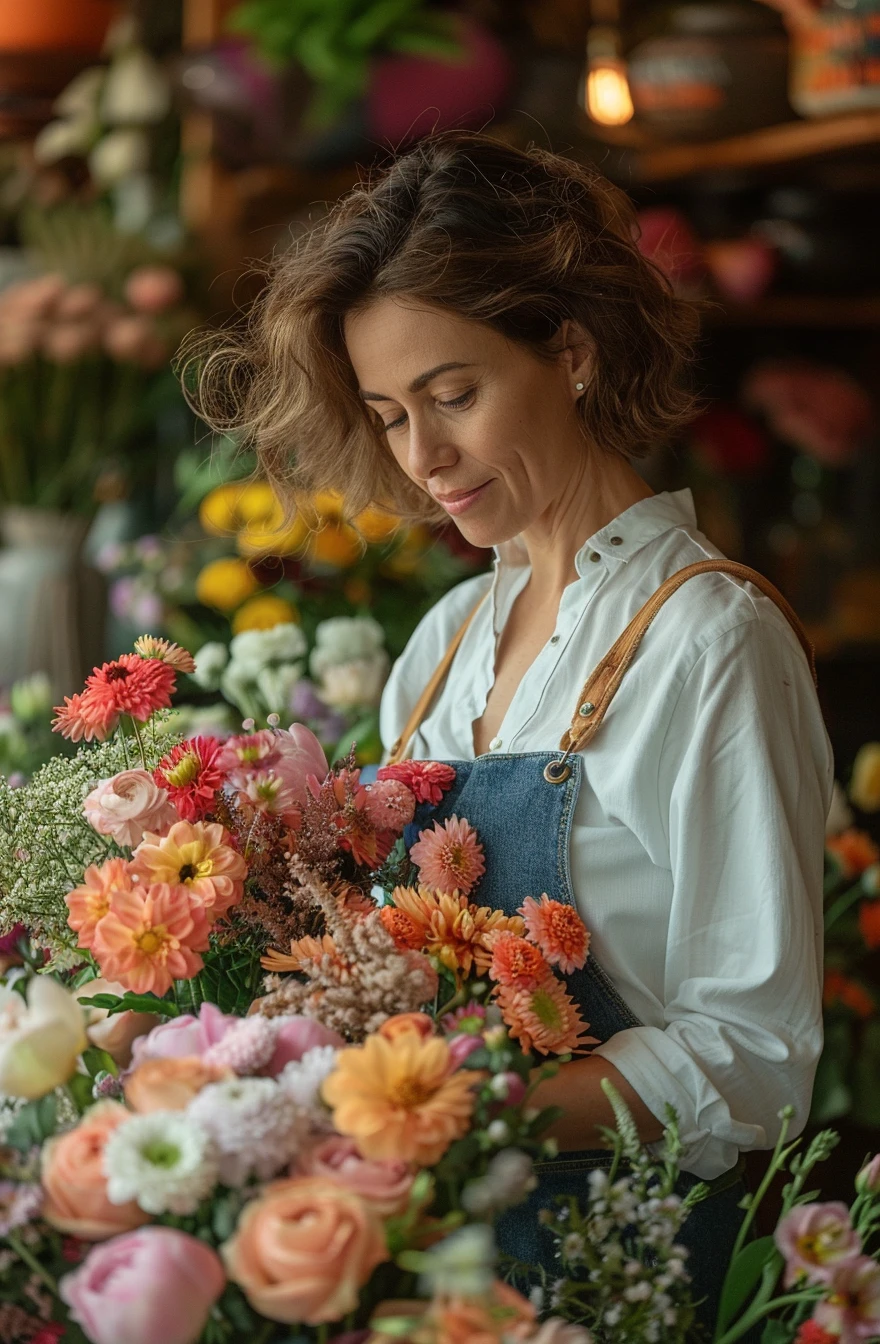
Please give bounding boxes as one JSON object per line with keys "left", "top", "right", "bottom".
{"left": 530, "top": 1055, "right": 665, "bottom": 1151}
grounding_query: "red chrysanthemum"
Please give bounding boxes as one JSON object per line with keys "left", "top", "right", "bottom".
{"left": 52, "top": 690, "right": 116, "bottom": 742}
{"left": 377, "top": 760, "right": 457, "bottom": 805}
{"left": 796, "top": 1321, "right": 839, "bottom": 1344}
{"left": 489, "top": 932, "right": 552, "bottom": 989}
{"left": 154, "top": 736, "right": 225, "bottom": 822}
{"left": 521, "top": 894, "right": 590, "bottom": 974}
{"left": 82, "top": 653, "right": 176, "bottom": 725}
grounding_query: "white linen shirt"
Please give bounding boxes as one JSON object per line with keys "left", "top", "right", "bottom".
{"left": 380, "top": 488, "right": 834, "bottom": 1179}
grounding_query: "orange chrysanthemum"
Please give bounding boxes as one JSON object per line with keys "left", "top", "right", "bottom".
{"left": 51, "top": 691, "right": 116, "bottom": 743}
{"left": 520, "top": 894, "right": 590, "bottom": 974}
{"left": 321, "top": 1031, "right": 477, "bottom": 1166}
{"left": 65, "top": 858, "right": 136, "bottom": 951}
{"left": 859, "top": 899, "right": 880, "bottom": 951}
{"left": 388, "top": 886, "right": 524, "bottom": 978}
{"left": 409, "top": 815, "right": 486, "bottom": 896}
{"left": 132, "top": 820, "right": 246, "bottom": 920}
{"left": 380, "top": 904, "right": 427, "bottom": 950}
{"left": 488, "top": 933, "right": 551, "bottom": 989}
{"left": 827, "top": 829, "right": 880, "bottom": 878}
{"left": 92, "top": 881, "right": 210, "bottom": 996}
{"left": 495, "top": 973, "right": 597, "bottom": 1056}
{"left": 260, "top": 933, "right": 346, "bottom": 974}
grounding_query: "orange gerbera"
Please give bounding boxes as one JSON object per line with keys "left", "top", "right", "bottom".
{"left": 827, "top": 829, "right": 880, "bottom": 878}
{"left": 520, "top": 894, "right": 590, "bottom": 974}
{"left": 132, "top": 820, "right": 246, "bottom": 919}
{"left": 321, "top": 1031, "right": 477, "bottom": 1166}
{"left": 388, "top": 886, "right": 524, "bottom": 978}
{"left": 495, "top": 973, "right": 597, "bottom": 1056}
{"left": 65, "top": 858, "right": 135, "bottom": 951}
{"left": 409, "top": 816, "right": 486, "bottom": 896}
{"left": 92, "top": 882, "right": 210, "bottom": 996}
{"left": 488, "top": 933, "right": 551, "bottom": 989}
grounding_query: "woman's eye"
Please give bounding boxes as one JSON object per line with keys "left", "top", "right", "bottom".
{"left": 382, "top": 388, "right": 474, "bottom": 433}
{"left": 439, "top": 389, "right": 474, "bottom": 411}
{"left": 383, "top": 412, "right": 407, "bottom": 431}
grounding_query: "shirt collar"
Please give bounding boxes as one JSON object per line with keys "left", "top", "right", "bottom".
{"left": 494, "top": 489, "right": 697, "bottom": 575}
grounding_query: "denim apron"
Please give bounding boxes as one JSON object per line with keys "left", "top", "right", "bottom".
{"left": 390, "top": 560, "right": 816, "bottom": 1341}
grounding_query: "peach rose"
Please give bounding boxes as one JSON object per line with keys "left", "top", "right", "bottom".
{"left": 296, "top": 1137, "right": 414, "bottom": 1217}
{"left": 378, "top": 1013, "right": 435, "bottom": 1042}
{"left": 222, "top": 1176, "right": 388, "bottom": 1324}
{"left": 83, "top": 770, "right": 177, "bottom": 849}
{"left": 42, "top": 1101, "right": 150, "bottom": 1240}
{"left": 75, "top": 978, "right": 159, "bottom": 1069}
{"left": 124, "top": 1056, "right": 232, "bottom": 1113}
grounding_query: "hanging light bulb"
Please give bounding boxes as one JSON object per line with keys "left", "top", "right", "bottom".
{"left": 585, "top": 24, "right": 634, "bottom": 126}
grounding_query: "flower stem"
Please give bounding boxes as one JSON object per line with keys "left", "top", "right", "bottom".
{"left": 7, "top": 1230, "right": 59, "bottom": 1297}
{"left": 130, "top": 716, "right": 148, "bottom": 771}
{"left": 728, "top": 1109, "right": 793, "bottom": 1266}
{"left": 825, "top": 884, "right": 864, "bottom": 932}
{"left": 715, "top": 1290, "right": 824, "bottom": 1344}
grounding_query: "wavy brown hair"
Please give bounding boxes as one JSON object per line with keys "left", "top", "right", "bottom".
{"left": 182, "top": 130, "right": 700, "bottom": 525}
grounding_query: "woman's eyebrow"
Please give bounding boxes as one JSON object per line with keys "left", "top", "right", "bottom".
{"left": 360, "top": 361, "right": 476, "bottom": 401}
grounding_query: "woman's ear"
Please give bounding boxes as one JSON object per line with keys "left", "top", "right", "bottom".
{"left": 558, "top": 318, "right": 595, "bottom": 391}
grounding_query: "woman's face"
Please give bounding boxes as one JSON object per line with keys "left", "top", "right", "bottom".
{"left": 343, "top": 297, "right": 590, "bottom": 550}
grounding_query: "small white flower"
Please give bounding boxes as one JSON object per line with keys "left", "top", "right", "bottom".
{"left": 102, "top": 48, "right": 170, "bottom": 125}
{"left": 54, "top": 67, "right": 104, "bottom": 119}
{"left": 317, "top": 654, "right": 388, "bottom": 710}
{"left": 310, "top": 616, "right": 384, "bottom": 674}
{"left": 418, "top": 1225, "right": 496, "bottom": 1298}
{"left": 33, "top": 118, "right": 94, "bottom": 165}
{"left": 487, "top": 1119, "right": 509, "bottom": 1144}
{"left": 603, "top": 1306, "right": 622, "bottom": 1327}
{"left": 188, "top": 1077, "right": 303, "bottom": 1187}
{"left": 191, "top": 641, "right": 228, "bottom": 690}
{"left": 256, "top": 663, "right": 302, "bottom": 715}
{"left": 229, "top": 623, "right": 307, "bottom": 673}
{"left": 278, "top": 1045, "right": 339, "bottom": 1119}
{"left": 89, "top": 128, "right": 149, "bottom": 186}
{"left": 623, "top": 1280, "right": 652, "bottom": 1303}
{"left": 103, "top": 1111, "right": 217, "bottom": 1214}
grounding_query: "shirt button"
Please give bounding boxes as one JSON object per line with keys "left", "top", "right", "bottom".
{"left": 550, "top": 634, "right": 560, "bottom": 645}
{"left": 589, "top": 551, "right": 601, "bottom": 562}
{"left": 489, "top": 737, "right": 503, "bottom": 751}
{"left": 610, "top": 535, "right": 623, "bottom": 546}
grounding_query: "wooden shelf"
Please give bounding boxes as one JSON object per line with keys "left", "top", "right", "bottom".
{"left": 706, "top": 294, "right": 880, "bottom": 328}
{"left": 626, "top": 111, "right": 880, "bottom": 182}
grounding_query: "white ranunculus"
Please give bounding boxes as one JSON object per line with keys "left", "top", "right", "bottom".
{"left": 256, "top": 663, "right": 302, "bottom": 716}
{"left": 191, "top": 641, "right": 229, "bottom": 691}
{"left": 317, "top": 653, "right": 389, "bottom": 710}
{"left": 0, "top": 976, "right": 87, "bottom": 1100}
{"left": 83, "top": 769, "right": 177, "bottom": 848}
{"left": 88, "top": 128, "right": 149, "bottom": 186}
{"left": 310, "top": 616, "right": 385, "bottom": 678}
{"left": 228, "top": 623, "right": 307, "bottom": 674}
{"left": 101, "top": 48, "right": 171, "bottom": 126}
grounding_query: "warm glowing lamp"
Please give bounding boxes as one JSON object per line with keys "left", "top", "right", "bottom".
{"left": 584, "top": 25, "right": 634, "bottom": 126}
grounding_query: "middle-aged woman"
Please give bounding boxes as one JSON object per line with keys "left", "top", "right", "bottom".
{"left": 189, "top": 130, "right": 833, "bottom": 1334}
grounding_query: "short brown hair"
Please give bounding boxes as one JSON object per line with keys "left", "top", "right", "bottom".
{"left": 183, "top": 130, "right": 700, "bottom": 525}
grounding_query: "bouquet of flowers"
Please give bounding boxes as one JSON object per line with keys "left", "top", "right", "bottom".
{"left": 0, "top": 635, "right": 597, "bottom": 1343}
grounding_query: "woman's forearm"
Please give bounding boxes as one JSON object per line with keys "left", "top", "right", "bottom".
{"left": 530, "top": 1055, "right": 665, "bottom": 1150}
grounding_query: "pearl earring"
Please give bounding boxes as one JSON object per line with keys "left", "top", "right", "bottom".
{"left": 575, "top": 381, "right": 585, "bottom": 391}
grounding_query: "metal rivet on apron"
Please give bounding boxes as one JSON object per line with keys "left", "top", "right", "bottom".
{"left": 543, "top": 759, "right": 572, "bottom": 785}
{"left": 589, "top": 551, "right": 601, "bottom": 562}
{"left": 610, "top": 535, "right": 623, "bottom": 545}
{"left": 578, "top": 702, "right": 595, "bottom": 717}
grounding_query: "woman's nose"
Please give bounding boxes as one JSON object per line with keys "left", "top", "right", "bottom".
{"left": 405, "top": 413, "right": 459, "bottom": 482}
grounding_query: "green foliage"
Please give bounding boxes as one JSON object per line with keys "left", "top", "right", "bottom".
{"left": 227, "top": 0, "right": 461, "bottom": 124}
{"left": 4, "top": 1093, "right": 58, "bottom": 1151}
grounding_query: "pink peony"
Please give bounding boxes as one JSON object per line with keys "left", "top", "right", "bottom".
{"left": 814, "top": 1256, "right": 880, "bottom": 1342}
{"left": 775, "top": 1202, "right": 862, "bottom": 1286}
{"left": 60, "top": 1226, "right": 225, "bottom": 1344}
{"left": 447, "top": 1034, "right": 485, "bottom": 1069}
{"left": 296, "top": 1136, "right": 414, "bottom": 1217}
{"left": 130, "top": 1002, "right": 240, "bottom": 1068}
{"left": 83, "top": 769, "right": 178, "bottom": 848}
{"left": 263, "top": 1016, "right": 345, "bottom": 1076}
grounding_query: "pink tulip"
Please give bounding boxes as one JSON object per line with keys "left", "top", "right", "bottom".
{"left": 264, "top": 1015, "right": 345, "bottom": 1075}
{"left": 60, "top": 1226, "right": 225, "bottom": 1344}
{"left": 130, "top": 1002, "right": 239, "bottom": 1067}
{"left": 56, "top": 283, "right": 104, "bottom": 321}
{"left": 775, "top": 1202, "right": 861, "bottom": 1286}
{"left": 857, "top": 1155, "right": 880, "bottom": 1195}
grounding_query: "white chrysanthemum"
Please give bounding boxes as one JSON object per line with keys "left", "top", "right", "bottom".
{"left": 191, "top": 641, "right": 229, "bottom": 691}
{"left": 310, "top": 616, "right": 384, "bottom": 676}
{"left": 277, "top": 1045, "right": 339, "bottom": 1119}
{"left": 103, "top": 1111, "right": 218, "bottom": 1214}
{"left": 187, "top": 1077, "right": 303, "bottom": 1187}
{"left": 229, "top": 623, "right": 307, "bottom": 673}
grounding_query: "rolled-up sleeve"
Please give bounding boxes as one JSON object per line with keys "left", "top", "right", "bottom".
{"left": 594, "top": 617, "right": 834, "bottom": 1178}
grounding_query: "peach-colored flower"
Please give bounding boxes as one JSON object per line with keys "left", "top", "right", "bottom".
{"left": 488, "top": 933, "right": 551, "bottom": 989}
{"left": 495, "top": 974, "right": 597, "bottom": 1056}
{"left": 431, "top": 1281, "right": 536, "bottom": 1344}
{"left": 221, "top": 1176, "right": 388, "bottom": 1324}
{"left": 41, "top": 1101, "right": 150, "bottom": 1241}
{"left": 827, "top": 829, "right": 880, "bottom": 879}
{"left": 379, "top": 1013, "right": 435, "bottom": 1042}
{"left": 74, "top": 978, "right": 159, "bottom": 1069}
{"left": 83, "top": 769, "right": 178, "bottom": 849}
{"left": 387, "top": 886, "right": 524, "bottom": 978}
{"left": 260, "top": 933, "right": 345, "bottom": 975}
{"left": 66, "top": 859, "right": 136, "bottom": 951}
{"left": 520, "top": 895, "right": 590, "bottom": 974}
{"left": 295, "top": 1136, "right": 414, "bottom": 1216}
{"left": 380, "top": 904, "right": 427, "bottom": 950}
{"left": 52, "top": 690, "right": 116, "bottom": 743}
{"left": 132, "top": 821, "right": 247, "bottom": 920}
{"left": 124, "top": 1056, "right": 233, "bottom": 1113}
{"left": 775, "top": 1202, "right": 862, "bottom": 1287}
{"left": 92, "top": 883, "right": 210, "bottom": 996}
{"left": 377, "top": 760, "right": 456, "bottom": 805}
{"left": 322, "top": 1032, "right": 477, "bottom": 1166}
{"left": 133, "top": 635, "right": 196, "bottom": 672}
{"left": 409, "top": 815, "right": 485, "bottom": 896}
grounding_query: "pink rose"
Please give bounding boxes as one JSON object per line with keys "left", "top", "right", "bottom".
{"left": 60, "top": 1226, "right": 225, "bottom": 1344}
{"left": 775, "top": 1202, "right": 861, "bottom": 1286}
{"left": 264, "top": 1015, "right": 345, "bottom": 1076}
{"left": 130, "top": 1002, "right": 239, "bottom": 1068}
{"left": 83, "top": 770, "right": 177, "bottom": 849}
{"left": 296, "top": 1136, "right": 414, "bottom": 1217}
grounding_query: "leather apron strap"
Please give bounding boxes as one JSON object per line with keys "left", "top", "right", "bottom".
{"left": 386, "top": 559, "right": 816, "bottom": 767}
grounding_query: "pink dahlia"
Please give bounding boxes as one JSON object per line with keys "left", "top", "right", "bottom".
{"left": 409, "top": 815, "right": 485, "bottom": 896}
{"left": 52, "top": 691, "right": 116, "bottom": 743}
{"left": 377, "top": 760, "right": 456, "bottom": 805}
{"left": 362, "top": 779, "right": 416, "bottom": 834}
{"left": 154, "top": 737, "right": 224, "bottom": 822}
{"left": 521, "top": 894, "right": 590, "bottom": 975}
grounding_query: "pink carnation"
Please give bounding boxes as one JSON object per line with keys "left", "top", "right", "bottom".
{"left": 295, "top": 1136, "right": 414, "bottom": 1217}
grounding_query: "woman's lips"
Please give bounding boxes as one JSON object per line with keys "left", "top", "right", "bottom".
{"left": 434, "top": 482, "right": 490, "bottom": 516}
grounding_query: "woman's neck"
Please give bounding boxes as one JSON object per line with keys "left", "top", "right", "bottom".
{"left": 519, "top": 451, "right": 654, "bottom": 599}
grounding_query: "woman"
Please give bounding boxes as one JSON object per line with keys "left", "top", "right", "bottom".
{"left": 189, "top": 131, "right": 833, "bottom": 1333}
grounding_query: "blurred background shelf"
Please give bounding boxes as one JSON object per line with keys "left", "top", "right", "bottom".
{"left": 707, "top": 295, "right": 880, "bottom": 328}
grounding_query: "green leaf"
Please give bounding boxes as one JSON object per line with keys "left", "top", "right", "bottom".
{"left": 78, "top": 990, "right": 177, "bottom": 1017}
{"left": 68, "top": 1070, "right": 96, "bottom": 1113}
{"left": 760, "top": 1322, "right": 791, "bottom": 1344}
{"left": 851, "top": 1021, "right": 880, "bottom": 1127}
{"left": 4, "top": 1093, "right": 59, "bottom": 1150}
{"left": 716, "top": 1237, "right": 780, "bottom": 1334}
{"left": 82, "top": 1045, "right": 118, "bottom": 1078}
